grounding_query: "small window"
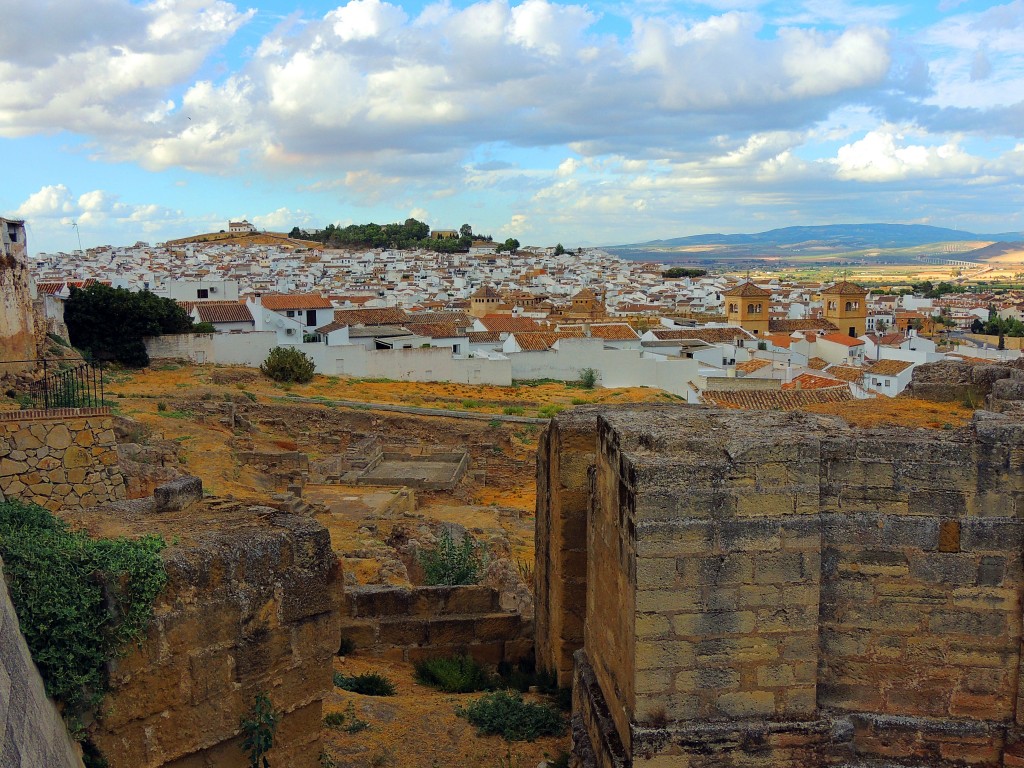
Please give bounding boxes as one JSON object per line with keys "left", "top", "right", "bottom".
{"left": 196, "top": 288, "right": 209, "bottom": 299}
{"left": 885, "top": 379, "right": 891, "bottom": 386}
{"left": 286, "top": 310, "right": 295, "bottom": 317}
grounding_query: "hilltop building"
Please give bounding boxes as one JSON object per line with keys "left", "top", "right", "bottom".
{"left": 228, "top": 220, "right": 256, "bottom": 233}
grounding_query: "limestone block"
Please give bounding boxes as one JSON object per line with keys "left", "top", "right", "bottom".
{"left": 45, "top": 424, "right": 72, "bottom": 450}
{"left": 154, "top": 476, "right": 203, "bottom": 513}
{"left": 62, "top": 446, "right": 91, "bottom": 468}
{"left": 0, "top": 458, "right": 27, "bottom": 477}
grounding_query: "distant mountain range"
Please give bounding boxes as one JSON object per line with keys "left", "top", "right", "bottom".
{"left": 606, "top": 224, "right": 1024, "bottom": 263}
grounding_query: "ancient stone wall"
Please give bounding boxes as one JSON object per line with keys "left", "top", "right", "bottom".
{"left": 83, "top": 499, "right": 342, "bottom": 768}
{"left": 538, "top": 405, "right": 1024, "bottom": 768}
{"left": 0, "top": 219, "right": 36, "bottom": 375}
{"left": 0, "top": 554, "right": 84, "bottom": 768}
{"left": 340, "top": 584, "right": 532, "bottom": 665}
{"left": 0, "top": 409, "right": 126, "bottom": 510}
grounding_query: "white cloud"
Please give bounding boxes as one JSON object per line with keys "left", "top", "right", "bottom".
{"left": 833, "top": 126, "right": 981, "bottom": 182}
{"left": 15, "top": 185, "right": 75, "bottom": 218}
{"left": 252, "top": 208, "right": 317, "bottom": 230}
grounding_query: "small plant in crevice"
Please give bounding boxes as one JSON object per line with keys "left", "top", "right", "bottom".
{"left": 333, "top": 671, "right": 396, "bottom": 696}
{"left": 240, "top": 692, "right": 279, "bottom": 768}
{"left": 418, "top": 528, "right": 489, "bottom": 586}
{"left": 414, "top": 654, "right": 496, "bottom": 693}
{"left": 456, "top": 690, "right": 566, "bottom": 741}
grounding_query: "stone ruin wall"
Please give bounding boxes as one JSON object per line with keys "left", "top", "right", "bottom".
{"left": 0, "top": 409, "right": 127, "bottom": 510}
{"left": 0, "top": 225, "right": 35, "bottom": 374}
{"left": 340, "top": 584, "right": 533, "bottom": 665}
{"left": 537, "top": 404, "right": 1024, "bottom": 767}
{"left": 88, "top": 497, "right": 342, "bottom": 768}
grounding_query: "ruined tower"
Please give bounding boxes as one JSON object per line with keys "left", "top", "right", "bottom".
{"left": 1, "top": 218, "right": 36, "bottom": 374}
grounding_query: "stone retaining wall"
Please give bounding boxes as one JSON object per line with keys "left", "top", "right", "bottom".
{"left": 340, "top": 584, "right": 532, "bottom": 665}
{"left": 0, "top": 409, "right": 126, "bottom": 510}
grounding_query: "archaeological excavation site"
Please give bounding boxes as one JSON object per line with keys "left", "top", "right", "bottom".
{"left": 3, "top": 358, "right": 1024, "bottom": 767}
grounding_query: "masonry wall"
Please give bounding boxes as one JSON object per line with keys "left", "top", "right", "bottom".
{"left": 0, "top": 409, "right": 126, "bottom": 510}
{"left": 340, "top": 584, "right": 532, "bottom": 666}
{"left": 540, "top": 406, "right": 1024, "bottom": 768}
{"left": 0, "top": 236, "right": 36, "bottom": 375}
{"left": 0, "top": 554, "right": 84, "bottom": 768}
{"left": 89, "top": 507, "right": 342, "bottom": 768}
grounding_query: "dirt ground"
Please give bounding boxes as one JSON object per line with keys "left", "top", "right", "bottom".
{"left": 324, "top": 655, "right": 569, "bottom": 768}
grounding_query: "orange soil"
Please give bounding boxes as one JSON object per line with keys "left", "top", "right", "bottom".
{"left": 803, "top": 397, "right": 974, "bottom": 430}
{"left": 324, "top": 654, "right": 569, "bottom": 768}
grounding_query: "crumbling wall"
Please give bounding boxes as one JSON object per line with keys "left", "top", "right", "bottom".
{"left": 0, "top": 224, "right": 36, "bottom": 375}
{"left": 340, "top": 584, "right": 532, "bottom": 665}
{"left": 0, "top": 409, "right": 126, "bottom": 510}
{"left": 0, "top": 554, "right": 84, "bottom": 768}
{"left": 79, "top": 497, "right": 342, "bottom": 768}
{"left": 541, "top": 405, "right": 1024, "bottom": 768}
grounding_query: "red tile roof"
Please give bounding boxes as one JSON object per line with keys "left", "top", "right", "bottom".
{"left": 260, "top": 293, "right": 333, "bottom": 310}
{"left": 332, "top": 307, "right": 410, "bottom": 326}
{"left": 782, "top": 373, "right": 843, "bottom": 390}
{"left": 724, "top": 281, "right": 771, "bottom": 297}
{"left": 700, "top": 386, "right": 854, "bottom": 410}
{"left": 866, "top": 359, "right": 914, "bottom": 376}
{"left": 824, "top": 365, "right": 866, "bottom": 382}
{"left": 649, "top": 327, "right": 752, "bottom": 344}
{"left": 821, "top": 280, "right": 868, "bottom": 296}
{"left": 820, "top": 333, "right": 865, "bottom": 347}
{"left": 769, "top": 318, "right": 838, "bottom": 333}
{"left": 194, "top": 302, "right": 254, "bottom": 324}
{"left": 478, "top": 315, "right": 542, "bottom": 333}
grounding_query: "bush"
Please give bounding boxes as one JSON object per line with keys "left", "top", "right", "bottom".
{"left": 578, "top": 367, "right": 598, "bottom": 389}
{"left": 414, "top": 654, "right": 496, "bottom": 693}
{"left": 456, "top": 691, "right": 566, "bottom": 741}
{"left": 537, "top": 404, "right": 565, "bottom": 419}
{"left": 0, "top": 502, "right": 166, "bottom": 725}
{"left": 260, "top": 346, "right": 315, "bottom": 383}
{"left": 503, "top": 406, "right": 524, "bottom": 416}
{"left": 334, "top": 671, "right": 396, "bottom": 696}
{"left": 418, "top": 528, "right": 489, "bottom": 586}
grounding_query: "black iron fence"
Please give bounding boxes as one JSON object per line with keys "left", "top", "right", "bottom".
{"left": 4, "top": 359, "right": 106, "bottom": 410}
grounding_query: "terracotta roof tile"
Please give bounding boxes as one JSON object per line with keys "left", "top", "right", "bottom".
{"left": 332, "top": 307, "right": 410, "bottom": 326}
{"left": 194, "top": 301, "right": 253, "bottom": 324}
{"left": 404, "top": 322, "right": 462, "bottom": 339}
{"left": 700, "top": 386, "right": 854, "bottom": 410}
{"left": 259, "top": 293, "right": 333, "bottom": 310}
{"left": 736, "top": 359, "right": 772, "bottom": 374}
{"left": 824, "top": 365, "right": 866, "bottom": 382}
{"left": 478, "top": 315, "right": 542, "bottom": 333}
{"left": 808, "top": 357, "right": 829, "bottom": 370}
{"left": 866, "top": 359, "right": 914, "bottom": 376}
{"left": 821, "top": 280, "right": 868, "bottom": 296}
{"left": 820, "top": 333, "right": 865, "bottom": 347}
{"left": 468, "top": 331, "right": 502, "bottom": 343}
{"left": 649, "top": 327, "right": 753, "bottom": 344}
{"left": 769, "top": 318, "right": 838, "bottom": 333}
{"left": 782, "top": 373, "right": 843, "bottom": 390}
{"left": 723, "top": 281, "right": 771, "bottom": 298}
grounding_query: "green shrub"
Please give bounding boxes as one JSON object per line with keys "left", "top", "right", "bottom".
{"left": 156, "top": 401, "right": 167, "bottom": 411}
{"left": 578, "top": 367, "right": 598, "bottom": 389}
{"left": 456, "top": 690, "right": 566, "bottom": 741}
{"left": 418, "top": 528, "right": 489, "bottom": 586}
{"left": 503, "top": 406, "right": 525, "bottom": 416}
{"left": 260, "top": 346, "right": 316, "bottom": 383}
{"left": 334, "top": 671, "right": 396, "bottom": 696}
{"left": 0, "top": 501, "right": 166, "bottom": 725}
{"left": 414, "top": 654, "right": 496, "bottom": 693}
{"left": 461, "top": 399, "right": 480, "bottom": 409}
{"left": 537, "top": 404, "right": 565, "bottom": 419}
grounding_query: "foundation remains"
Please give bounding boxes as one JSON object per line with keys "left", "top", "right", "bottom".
{"left": 537, "top": 404, "right": 1024, "bottom": 767}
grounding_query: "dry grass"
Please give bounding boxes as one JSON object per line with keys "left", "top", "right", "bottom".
{"left": 802, "top": 396, "right": 973, "bottom": 430}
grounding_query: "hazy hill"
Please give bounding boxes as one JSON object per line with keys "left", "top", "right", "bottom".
{"left": 606, "top": 223, "right": 1024, "bottom": 263}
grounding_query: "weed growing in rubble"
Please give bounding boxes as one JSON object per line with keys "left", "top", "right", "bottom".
{"left": 456, "top": 690, "right": 566, "bottom": 741}
{"left": 241, "top": 692, "right": 279, "bottom": 767}
{"left": 324, "top": 701, "right": 369, "bottom": 733}
{"left": 418, "top": 528, "right": 489, "bottom": 586}
{"left": 414, "top": 654, "right": 496, "bottom": 693}
{"left": 333, "top": 671, "right": 396, "bottom": 696}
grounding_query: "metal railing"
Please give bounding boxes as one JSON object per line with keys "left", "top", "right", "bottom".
{"left": 4, "top": 359, "right": 106, "bottom": 410}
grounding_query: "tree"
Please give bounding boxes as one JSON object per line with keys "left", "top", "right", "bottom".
{"left": 554, "top": 243, "right": 565, "bottom": 256}
{"left": 875, "top": 319, "right": 888, "bottom": 334}
{"left": 65, "top": 283, "right": 197, "bottom": 367}
{"left": 971, "top": 318, "right": 985, "bottom": 334}
{"left": 260, "top": 347, "right": 316, "bottom": 383}
{"left": 503, "top": 238, "right": 520, "bottom": 255}
{"left": 459, "top": 224, "right": 473, "bottom": 238}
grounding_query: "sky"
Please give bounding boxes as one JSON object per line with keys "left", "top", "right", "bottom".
{"left": 2, "top": 0, "right": 1023, "bottom": 254}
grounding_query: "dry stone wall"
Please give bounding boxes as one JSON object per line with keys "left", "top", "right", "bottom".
{"left": 0, "top": 554, "right": 84, "bottom": 768}
{"left": 537, "top": 405, "right": 1024, "bottom": 768}
{"left": 0, "top": 409, "right": 126, "bottom": 510}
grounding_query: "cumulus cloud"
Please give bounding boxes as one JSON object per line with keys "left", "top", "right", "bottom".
{"left": 833, "top": 126, "right": 981, "bottom": 181}
{"left": 252, "top": 207, "right": 318, "bottom": 230}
